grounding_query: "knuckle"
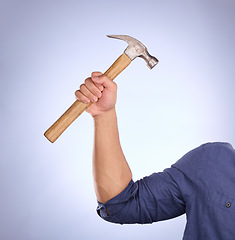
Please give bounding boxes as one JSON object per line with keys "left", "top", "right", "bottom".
{"left": 75, "top": 90, "right": 79, "bottom": 97}
{"left": 75, "top": 90, "right": 81, "bottom": 99}
{"left": 106, "top": 75, "right": 112, "bottom": 81}
{"left": 91, "top": 71, "right": 102, "bottom": 77}
{"left": 75, "top": 90, "right": 89, "bottom": 103}
{"left": 85, "top": 78, "right": 91, "bottom": 85}
{"left": 112, "top": 82, "right": 118, "bottom": 90}
{"left": 101, "top": 75, "right": 109, "bottom": 81}
{"left": 80, "top": 84, "right": 86, "bottom": 90}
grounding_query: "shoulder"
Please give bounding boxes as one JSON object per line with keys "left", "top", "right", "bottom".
{"left": 202, "top": 142, "right": 234, "bottom": 152}
{"left": 210, "top": 142, "right": 234, "bottom": 152}
{"left": 172, "top": 142, "right": 235, "bottom": 177}
{"left": 201, "top": 142, "right": 235, "bottom": 165}
{"left": 199, "top": 142, "right": 235, "bottom": 195}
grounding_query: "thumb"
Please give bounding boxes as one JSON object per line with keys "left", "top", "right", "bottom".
{"left": 91, "top": 72, "right": 116, "bottom": 90}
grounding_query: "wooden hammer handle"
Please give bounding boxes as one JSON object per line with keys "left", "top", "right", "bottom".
{"left": 44, "top": 53, "right": 131, "bottom": 143}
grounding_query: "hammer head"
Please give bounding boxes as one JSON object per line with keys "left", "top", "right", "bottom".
{"left": 107, "top": 35, "right": 159, "bottom": 69}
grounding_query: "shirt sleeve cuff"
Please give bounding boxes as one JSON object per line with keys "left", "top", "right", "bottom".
{"left": 96, "top": 179, "right": 136, "bottom": 222}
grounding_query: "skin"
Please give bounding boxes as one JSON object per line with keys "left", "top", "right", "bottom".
{"left": 75, "top": 72, "right": 132, "bottom": 203}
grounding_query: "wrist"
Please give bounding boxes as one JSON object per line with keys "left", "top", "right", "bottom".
{"left": 93, "top": 108, "right": 116, "bottom": 125}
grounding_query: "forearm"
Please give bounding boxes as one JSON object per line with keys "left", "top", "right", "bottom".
{"left": 75, "top": 72, "right": 131, "bottom": 203}
{"left": 93, "top": 108, "right": 132, "bottom": 203}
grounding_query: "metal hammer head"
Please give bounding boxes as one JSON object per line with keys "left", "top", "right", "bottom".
{"left": 107, "top": 35, "right": 158, "bottom": 69}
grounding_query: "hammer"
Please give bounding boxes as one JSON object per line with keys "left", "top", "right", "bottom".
{"left": 44, "top": 35, "right": 158, "bottom": 143}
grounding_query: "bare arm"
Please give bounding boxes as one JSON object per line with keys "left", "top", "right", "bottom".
{"left": 75, "top": 72, "right": 132, "bottom": 203}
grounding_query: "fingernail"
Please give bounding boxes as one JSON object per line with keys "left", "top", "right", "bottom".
{"left": 98, "top": 86, "right": 104, "bottom": 92}
{"left": 92, "top": 97, "right": 98, "bottom": 102}
{"left": 84, "top": 98, "right": 90, "bottom": 103}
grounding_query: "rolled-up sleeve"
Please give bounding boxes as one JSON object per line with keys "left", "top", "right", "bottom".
{"left": 97, "top": 167, "right": 187, "bottom": 224}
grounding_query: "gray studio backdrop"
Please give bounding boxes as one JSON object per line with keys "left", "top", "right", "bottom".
{"left": 1, "top": 0, "right": 235, "bottom": 239}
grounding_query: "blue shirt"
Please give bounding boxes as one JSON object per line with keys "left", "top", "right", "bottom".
{"left": 97, "top": 142, "right": 235, "bottom": 239}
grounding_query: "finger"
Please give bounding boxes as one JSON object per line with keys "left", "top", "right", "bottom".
{"left": 91, "top": 72, "right": 104, "bottom": 91}
{"left": 91, "top": 71, "right": 103, "bottom": 78}
{"left": 79, "top": 84, "right": 99, "bottom": 103}
{"left": 91, "top": 73, "right": 117, "bottom": 91}
{"left": 95, "top": 83, "right": 104, "bottom": 92}
{"left": 84, "top": 78, "right": 103, "bottom": 98}
{"left": 75, "top": 90, "right": 90, "bottom": 103}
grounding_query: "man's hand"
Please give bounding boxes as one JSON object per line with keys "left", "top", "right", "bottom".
{"left": 75, "top": 72, "right": 117, "bottom": 118}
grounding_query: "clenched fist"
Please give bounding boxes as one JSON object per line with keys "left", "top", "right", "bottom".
{"left": 75, "top": 72, "right": 117, "bottom": 118}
